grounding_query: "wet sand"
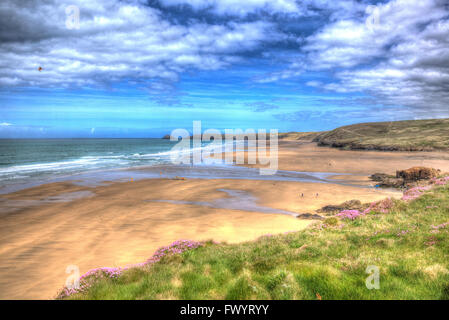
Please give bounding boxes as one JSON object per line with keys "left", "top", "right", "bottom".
{"left": 1, "top": 141, "right": 448, "bottom": 299}
{"left": 244, "top": 141, "right": 449, "bottom": 174}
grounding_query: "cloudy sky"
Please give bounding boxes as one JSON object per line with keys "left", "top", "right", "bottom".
{"left": 0, "top": 0, "right": 448, "bottom": 137}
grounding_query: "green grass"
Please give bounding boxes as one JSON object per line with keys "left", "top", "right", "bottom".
{"left": 65, "top": 185, "right": 449, "bottom": 300}
{"left": 278, "top": 132, "right": 321, "bottom": 141}
{"left": 313, "top": 118, "right": 449, "bottom": 151}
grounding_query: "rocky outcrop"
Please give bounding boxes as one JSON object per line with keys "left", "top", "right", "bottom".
{"left": 378, "top": 177, "right": 406, "bottom": 188}
{"left": 370, "top": 167, "right": 441, "bottom": 188}
{"left": 296, "top": 213, "right": 324, "bottom": 220}
{"left": 317, "top": 199, "right": 364, "bottom": 215}
{"left": 370, "top": 173, "right": 394, "bottom": 182}
{"left": 396, "top": 167, "right": 440, "bottom": 181}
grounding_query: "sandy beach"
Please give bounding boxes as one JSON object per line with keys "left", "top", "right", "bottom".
{"left": 249, "top": 140, "right": 449, "bottom": 174}
{"left": 1, "top": 141, "right": 449, "bottom": 299}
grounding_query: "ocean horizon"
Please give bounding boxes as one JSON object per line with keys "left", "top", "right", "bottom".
{"left": 0, "top": 138, "right": 186, "bottom": 189}
{"left": 0, "top": 138, "right": 342, "bottom": 196}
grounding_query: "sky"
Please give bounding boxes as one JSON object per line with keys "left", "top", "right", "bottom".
{"left": 0, "top": 0, "right": 448, "bottom": 138}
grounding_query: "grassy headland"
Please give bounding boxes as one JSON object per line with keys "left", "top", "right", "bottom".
{"left": 61, "top": 178, "right": 449, "bottom": 300}
{"left": 277, "top": 132, "right": 321, "bottom": 141}
{"left": 313, "top": 118, "right": 449, "bottom": 151}
{"left": 164, "top": 118, "right": 449, "bottom": 151}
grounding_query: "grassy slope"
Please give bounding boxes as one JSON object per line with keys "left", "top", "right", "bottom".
{"left": 313, "top": 118, "right": 449, "bottom": 151}
{"left": 67, "top": 185, "right": 449, "bottom": 300}
{"left": 278, "top": 132, "right": 321, "bottom": 141}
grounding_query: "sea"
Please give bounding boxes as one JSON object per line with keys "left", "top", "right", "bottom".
{"left": 0, "top": 138, "right": 345, "bottom": 195}
{"left": 0, "top": 139, "right": 187, "bottom": 191}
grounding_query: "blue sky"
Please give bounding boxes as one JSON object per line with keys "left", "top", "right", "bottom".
{"left": 1, "top": 0, "right": 448, "bottom": 138}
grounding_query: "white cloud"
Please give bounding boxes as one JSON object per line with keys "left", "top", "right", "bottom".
{"left": 263, "top": 0, "right": 449, "bottom": 115}
{"left": 1, "top": 0, "right": 448, "bottom": 118}
{"left": 0, "top": 0, "right": 281, "bottom": 88}
{"left": 0, "top": 122, "right": 13, "bottom": 126}
{"left": 305, "top": 80, "right": 322, "bottom": 87}
{"left": 304, "top": 0, "right": 448, "bottom": 70}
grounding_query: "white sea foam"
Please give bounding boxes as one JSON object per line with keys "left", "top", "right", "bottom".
{"left": 0, "top": 140, "right": 244, "bottom": 187}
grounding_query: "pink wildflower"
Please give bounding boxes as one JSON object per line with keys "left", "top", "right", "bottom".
{"left": 56, "top": 239, "right": 202, "bottom": 299}
{"left": 402, "top": 185, "right": 432, "bottom": 201}
{"left": 361, "top": 198, "right": 395, "bottom": 215}
{"left": 336, "top": 210, "right": 365, "bottom": 220}
{"left": 430, "top": 222, "right": 449, "bottom": 233}
{"left": 431, "top": 176, "right": 449, "bottom": 186}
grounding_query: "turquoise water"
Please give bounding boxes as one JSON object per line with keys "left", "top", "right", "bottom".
{"left": 0, "top": 139, "right": 180, "bottom": 185}
{"left": 0, "top": 139, "right": 357, "bottom": 196}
